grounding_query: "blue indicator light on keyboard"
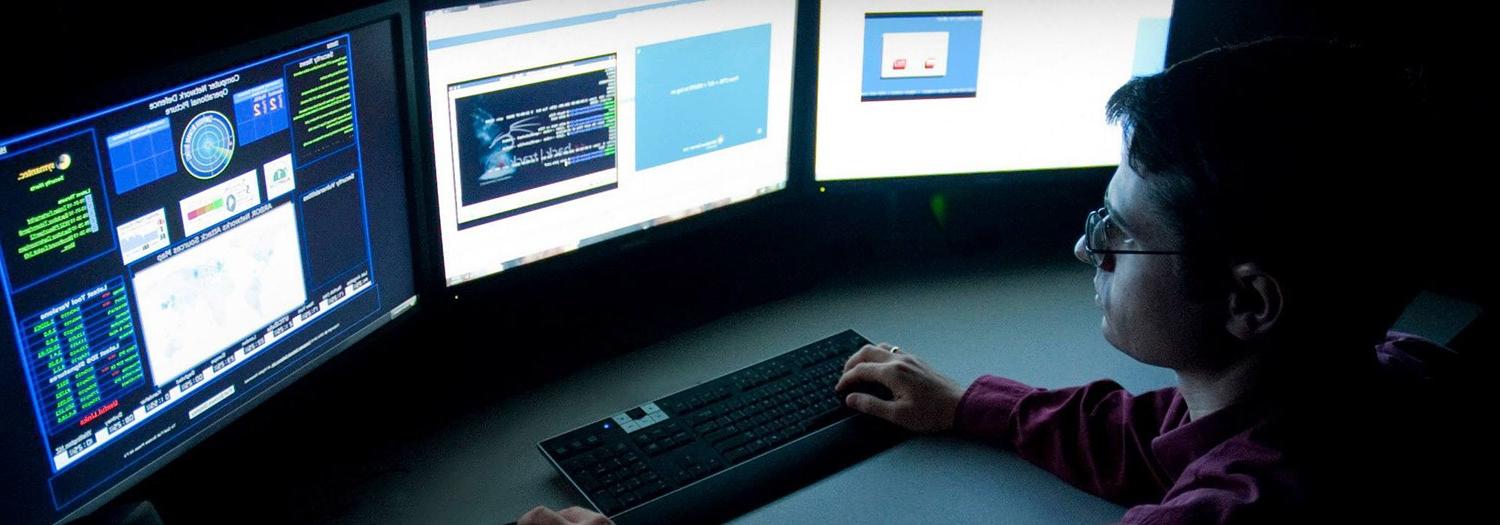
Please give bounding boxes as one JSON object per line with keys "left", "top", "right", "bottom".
{"left": 603, "top": 423, "right": 612, "bottom": 429}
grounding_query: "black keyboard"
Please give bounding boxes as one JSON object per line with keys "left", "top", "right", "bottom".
{"left": 538, "top": 330, "right": 906, "bottom": 523}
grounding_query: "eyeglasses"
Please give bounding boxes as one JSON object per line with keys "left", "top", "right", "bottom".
{"left": 1081, "top": 207, "right": 1183, "bottom": 268}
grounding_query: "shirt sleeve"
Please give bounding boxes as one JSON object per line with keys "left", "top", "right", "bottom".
{"left": 953, "top": 375, "right": 1181, "bottom": 505}
{"left": 1114, "top": 443, "right": 1296, "bottom": 525}
{"left": 1117, "top": 496, "right": 1249, "bottom": 525}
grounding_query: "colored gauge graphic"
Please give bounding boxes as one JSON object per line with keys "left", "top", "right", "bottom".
{"left": 180, "top": 111, "right": 236, "bottom": 179}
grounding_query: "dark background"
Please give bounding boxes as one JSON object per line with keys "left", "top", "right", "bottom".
{"left": 1, "top": 0, "right": 1489, "bottom": 522}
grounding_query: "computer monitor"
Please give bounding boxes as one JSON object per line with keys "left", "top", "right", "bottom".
{"left": 814, "top": 0, "right": 1174, "bottom": 183}
{"left": 0, "top": 4, "right": 419, "bottom": 523}
{"left": 421, "top": 0, "right": 798, "bottom": 287}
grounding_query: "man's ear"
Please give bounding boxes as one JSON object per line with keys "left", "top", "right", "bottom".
{"left": 1225, "top": 262, "right": 1284, "bottom": 341}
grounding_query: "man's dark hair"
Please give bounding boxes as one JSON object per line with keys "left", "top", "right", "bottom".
{"left": 1105, "top": 37, "right": 1434, "bottom": 347}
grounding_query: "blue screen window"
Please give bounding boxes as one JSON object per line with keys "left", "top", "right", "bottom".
{"left": 105, "top": 119, "right": 177, "bottom": 194}
{"left": 861, "top": 12, "right": 983, "bottom": 101}
{"left": 233, "top": 79, "right": 290, "bottom": 146}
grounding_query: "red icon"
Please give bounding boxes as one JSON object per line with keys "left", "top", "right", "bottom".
{"left": 925, "top": 58, "right": 936, "bottom": 69}
{"left": 892, "top": 58, "right": 907, "bottom": 70}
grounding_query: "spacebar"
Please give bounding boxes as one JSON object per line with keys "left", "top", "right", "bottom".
{"left": 800, "top": 406, "right": 845, "bottom": 431}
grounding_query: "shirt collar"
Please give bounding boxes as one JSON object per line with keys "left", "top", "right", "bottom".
{"left": 1150, "top": 395, "right": 1267, "bottom": 478}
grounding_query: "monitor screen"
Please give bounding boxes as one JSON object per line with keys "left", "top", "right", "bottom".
{"left": 0, "top": 12, "right": 418, "bottom": 524}
{"left": 423, "top": 0, "right": 797, "bottom": 286}
{"left": 814, "top": 0, "right": 1174, "bottom": 182}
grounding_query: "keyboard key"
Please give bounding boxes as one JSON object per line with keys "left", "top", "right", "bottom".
{"left": 725, "top": 446, "right": 750, "bottom": 462}
{"left": 802, "top": 407, "right": 843, "bottom": 430}
{"left": 703, "top": 426, "right": 738, "bottom": 444}
{"left": 633, "top": 486, "right": 662, "bottom": 501}
{"left": 717, "top": 432, "right": 752, "bottom": 451}
{"left": 595, "top": 496, "right": 622, "bottom": 515}
{"left": 641, "top": 481, "right": 670, "bottom": 497}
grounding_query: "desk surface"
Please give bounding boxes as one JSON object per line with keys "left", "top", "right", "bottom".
{"left": 340, "top": 256, "right": 1177, "bottom": 524}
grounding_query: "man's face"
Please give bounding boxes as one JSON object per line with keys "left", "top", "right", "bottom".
{"left": 1074, "top": 158, "right": 1217, "bottom": 371}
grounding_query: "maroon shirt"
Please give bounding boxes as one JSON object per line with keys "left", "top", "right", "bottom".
{"left": 953, "top": 332, "right": 1467, "bottom": 523}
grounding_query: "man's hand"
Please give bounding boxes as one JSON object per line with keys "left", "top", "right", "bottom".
{"left": 517, "top": 506, "right": 611, "bottom": 525}
{"left": 836, "top": 343, "right": 965, "bottom": 433}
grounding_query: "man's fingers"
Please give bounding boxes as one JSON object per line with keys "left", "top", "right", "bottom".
{"left": 845, "top": 392, "right": 897, "bottom": 420}
{"left": 843, "top": 344, "right": 896, "bottom": 372}
{"left": 519, "top": 506, "right": 565, "bottom": 525}
{"left": 558, "top": 506, "right": 611, "bottom": 524}
{"left": 835, "top": 362, "right": 891, "bottom": 393}
{"left": 557, "top": 507, "right": 592, "bottom": 520}
{"left": 521, "top": 506, "right": 609, "bottom": 525}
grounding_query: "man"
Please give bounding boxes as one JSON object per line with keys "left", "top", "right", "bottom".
{"left": 519, "top": 37, "right": 1467, "bottom": 525}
